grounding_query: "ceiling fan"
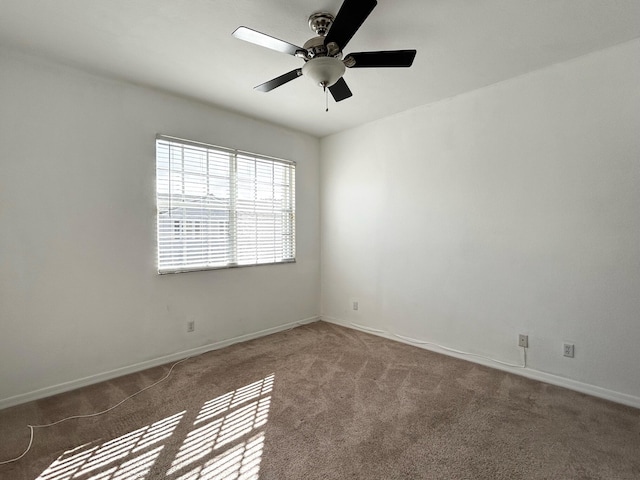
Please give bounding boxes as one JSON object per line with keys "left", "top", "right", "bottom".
{"left": 232, "top": 0, "right": 416, "bottom": 105}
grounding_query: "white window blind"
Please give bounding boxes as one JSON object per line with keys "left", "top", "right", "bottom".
{"left": 156, "top": 135, "right": 295, "bottom": 273}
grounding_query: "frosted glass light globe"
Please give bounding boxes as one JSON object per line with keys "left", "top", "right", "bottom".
{"left": 302, "top": 57, "right": 345, "bottom": 87}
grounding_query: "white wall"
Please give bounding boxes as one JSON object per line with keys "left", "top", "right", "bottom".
{"left": 0, "top": 47, "right": 320, "bottom": 407}
{"left": 321, "top": 39, "right": 640, "bottom": 405}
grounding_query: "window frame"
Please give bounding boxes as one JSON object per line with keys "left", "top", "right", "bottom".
{"left": 155, "top": 134, "right": 296, "bottom": 274}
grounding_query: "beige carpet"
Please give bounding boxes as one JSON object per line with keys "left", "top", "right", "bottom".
{"left": 1, "top": 321, "right": 639, "bottom": 479}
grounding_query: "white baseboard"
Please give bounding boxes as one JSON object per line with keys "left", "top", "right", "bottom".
{"left": 321, "top": 315, "right": 640, "bottom": 410}
{"left": 0, "top": 316, "right": 319, "bottom": 410}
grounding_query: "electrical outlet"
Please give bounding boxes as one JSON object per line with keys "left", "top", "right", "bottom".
{"left": 187, "top": 321, "right": 195, "bottom": 333}
{"left": 518, "top": 334, "right": 528, "bottom": 348}
{"left": 352, "top": 301, "right": 359, "bottom": 311}
{"left": 563, "top": 343, "right": 574, "bottom": 358}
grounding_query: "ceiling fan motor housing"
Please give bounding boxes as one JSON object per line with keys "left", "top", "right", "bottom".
{"left": 303, "top": 36, "right": 329, "bottom": 59}
{"left": 302, "top": 35, "right": 342, "bottom": 60}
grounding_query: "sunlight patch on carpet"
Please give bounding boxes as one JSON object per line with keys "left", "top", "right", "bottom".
{"left": 174, "top": 432, "right": 264, "bottom": 480}
{"left": 35, "top": 374, "right": 274, "bottom": 480}
{"left": 168, "top": 374, "right": 274, "bottom": 479}
{"left": 195, "top": 374, "right": 274, "bottom": 425}
{"left": 35, "top": 411, "right": 184, "bottom": 480}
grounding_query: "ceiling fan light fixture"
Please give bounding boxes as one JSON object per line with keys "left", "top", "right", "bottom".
{"left": 302, "top": 57, "right": 345, "bottom": 88}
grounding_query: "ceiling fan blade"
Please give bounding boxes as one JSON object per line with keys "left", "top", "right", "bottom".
{"left": 233, "top": 27, "right": 304, "bottom": 56}
{"left": 255, "top": 69, "right": 303, "bottom": 92}
{"left": 329, "top": 78, "right": 353, "bottom": 102}
{"left": 345, "top": 50, "right": 417, "bottom": 68}
{"left": 324, "top": 0, "right": 377, "bottom": 51}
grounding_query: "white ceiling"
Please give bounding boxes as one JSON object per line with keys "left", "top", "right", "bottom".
{"left": 1, "top": 0, "right": 639, "bottom": 137}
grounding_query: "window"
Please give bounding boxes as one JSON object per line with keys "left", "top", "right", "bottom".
{"left": 156, "top": 135, "right": 295, "bottom": 273}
